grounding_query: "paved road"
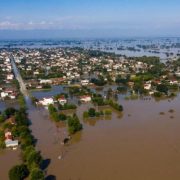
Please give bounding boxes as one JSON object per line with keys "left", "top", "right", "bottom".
{"left": 10, "top": 55, "right": 29, "bottom": 97}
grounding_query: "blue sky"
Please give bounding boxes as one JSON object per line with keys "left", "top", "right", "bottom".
{"left": 0, "top": 0, "right": 180, "bottom": 38}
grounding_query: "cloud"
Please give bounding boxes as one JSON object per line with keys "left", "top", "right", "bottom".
{"left": 0, "top": 16, "right": 180, "bottom": 31}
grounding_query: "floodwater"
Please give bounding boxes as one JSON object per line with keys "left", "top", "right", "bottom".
{"left": 28, "top": 87, "right": 180, "bottom": 180}
{"left": 0, "top": 100, "right": 19, "bottom": 112}
{"left": 0, "top": 100, "right": 20, "bottom": 180}
{"left": 0, "top": 149, "right": 21, "bottom": 179}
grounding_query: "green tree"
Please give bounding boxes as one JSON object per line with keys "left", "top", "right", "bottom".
{"left": 9, "top": 164, "right": 29, "bottom": 180}
{"left": 156, "top": 84, "right": 169, "bottom": 95}
{"left": 27, "top": 151, "right": 42, "bottom": 169}
{"left": 88, "top": 108, "right": 96, "bottom": 117}
{"left": 30, "top": 168, "right": 44, "bottom": 180}
{"left": 0, "top": 114, "right": 5, "bottom": 123}
{"left": 4, "top": 107, "right": 16, "bottom": 118}
{"left": 68, "top": 114, "right": 83, "bottom": 134}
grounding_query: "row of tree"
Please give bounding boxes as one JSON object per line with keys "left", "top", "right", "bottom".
{"left": 5, "top": 98, "right": 45, "bottom": 180}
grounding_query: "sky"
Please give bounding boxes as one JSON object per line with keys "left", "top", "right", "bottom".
{"left": 0, "top": 0, "right": 180, "bottom": 39}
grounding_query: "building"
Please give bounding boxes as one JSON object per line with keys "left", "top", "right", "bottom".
{"left": 144, "top": 83, "right": 151, "bottom": 90}
{"left": 58, "top": 97, "right": 67, "bottom": 105}
{"left": 4, "top": 131, "right": 18, "bottom": 148}
{"left": 38, "top": 97, "right": 54, "bottom": 106}
{"left": 80, "top": 95, "right": 91, "bottom": 103}
{"left": 81, "top": 80, "right": 89, "bottom": 86}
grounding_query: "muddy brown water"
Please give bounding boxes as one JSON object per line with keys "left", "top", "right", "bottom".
{"left": 27, "top": 94, "right": 180, "bottom": 180}
{"left": 1, "top": 91, "right": 180, "bottom": 179}
{"left": 0, "top": 149, "right": 21, "bottom": 179}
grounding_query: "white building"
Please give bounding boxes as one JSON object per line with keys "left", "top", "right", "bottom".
{"left": 7, "top": 74, "right": 14, "bottom": 80}
{"left": 39, "top": 98, "right": 54, "bottom": 106}
{"left": 144, "top": 83, "right": 151, "bottom": 90}
{"left": 40, "top": 79, "right": 52, "bottom": 84}
{"left": 1, "top": 92, "right": 8, "bottom": 98}
{"left": 5, "top": 139, "right": 19, "bottom": 148}
{"left": 80, "top": 95, "right": 91, "bottom": 103}
{"left": 81, "top": 80, "right": 89, "bottom": 86}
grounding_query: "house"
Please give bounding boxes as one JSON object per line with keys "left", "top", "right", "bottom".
{"left": 5, "top": 131, "right": 13, "bottom": 140}
{"left": 4, "top": 131, "right": 18, "bottom": 148}
{"left": 81, "top": 80, "right": 89, "bottom": 86}
{"left": 1, "top": 92, "right": 8, "bottom": 98}
{"left": 175, "top": 72, "right": 180, "bottom": 77}
{"left": 9, "top": 93, "right": 17, "bottom": 99}
{"left": 7, "top": 74, "right": 14, "bottom": 80}
{"left": 144, "top": 83, "right": 151, "bottom": 90}
{"left": 169, "top": 80, "right": 178, "bottom": 85}
{"left": 40, "top": 79, "right": 52, "bottom": 84}
{"left": 5, "top": 139, "right": 19, "bottom": 148}
{"left": 58, "top": 97, "right": 67, "bottom": 105}
{"left": 80, "top": 95, "right": 91, "bottom": 103}
{"left": 38, "top": 97, "right": 54, "bottom": 106}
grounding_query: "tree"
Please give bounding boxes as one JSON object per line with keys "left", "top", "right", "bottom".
{"left": 156, "top": 84, "right": 169, "bottom": 95}
{"left": 4, "top": 107, "right": 16, "bottom": 118}
{"left": 106, "top": 88, "right": 113, "bottom": 99}
{"left": 30, "top": 168, "right": 44, "bottom": 180}
{"left": 48, "top": 104, "right": 57, "bottom": 114}
{"left": 22, "top": 146, "right": 35, "bottom": 161}
{"left": 115, "top": 75, "right": 129, "bottom": 85}
{"left": 59, "top": 113, "right": 67, "bottom": 121}
{"left": 9, "top": 164, "right": 29, "bottom": 180}
{"left": 88, "top": 108, "right": 96, "bottom": 117}
{"left": 0, "top": 114, "right": 5, "bottom": 123}
{"left": 27, "top": 151, "right": 42, "bottom": 169}
{"left": 68, "top": 114, "right": 83, "bottom": 134}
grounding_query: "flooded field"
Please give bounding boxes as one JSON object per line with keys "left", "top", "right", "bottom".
{"left": 28, "top": 87, "right": 180, "bottom": 180}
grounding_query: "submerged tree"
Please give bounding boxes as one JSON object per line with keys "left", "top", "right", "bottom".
{"left": 67, "top": 114, "right": 83, "bottom": 134}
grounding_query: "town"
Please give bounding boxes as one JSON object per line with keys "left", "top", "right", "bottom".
{"left": 0, "top": 47, "right": 180, "bottom": 180}
{"left": 1, "top": 48, "right": 180, "bottom": 103}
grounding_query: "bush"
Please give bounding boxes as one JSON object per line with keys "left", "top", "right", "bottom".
{"left": 104, "top": 109, "right": 112, "bottom": 115}
{"left": 154, "top": 92, "right": 162, "bottom": 98}
{"left": 106, "top": 99, "right": 123, "bottom": 112}
{"left": 59, "top": 113, "right": 67, "bottom": 121}
{"left": 48, "top": 104, "right": 57, "bottom": 114}
{"left": 58, "top": 103, "right": 77, "bottom": 110}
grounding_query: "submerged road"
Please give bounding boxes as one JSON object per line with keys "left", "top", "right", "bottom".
{"left": 10, "top": 55, "right": 29, "bottom": 97}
